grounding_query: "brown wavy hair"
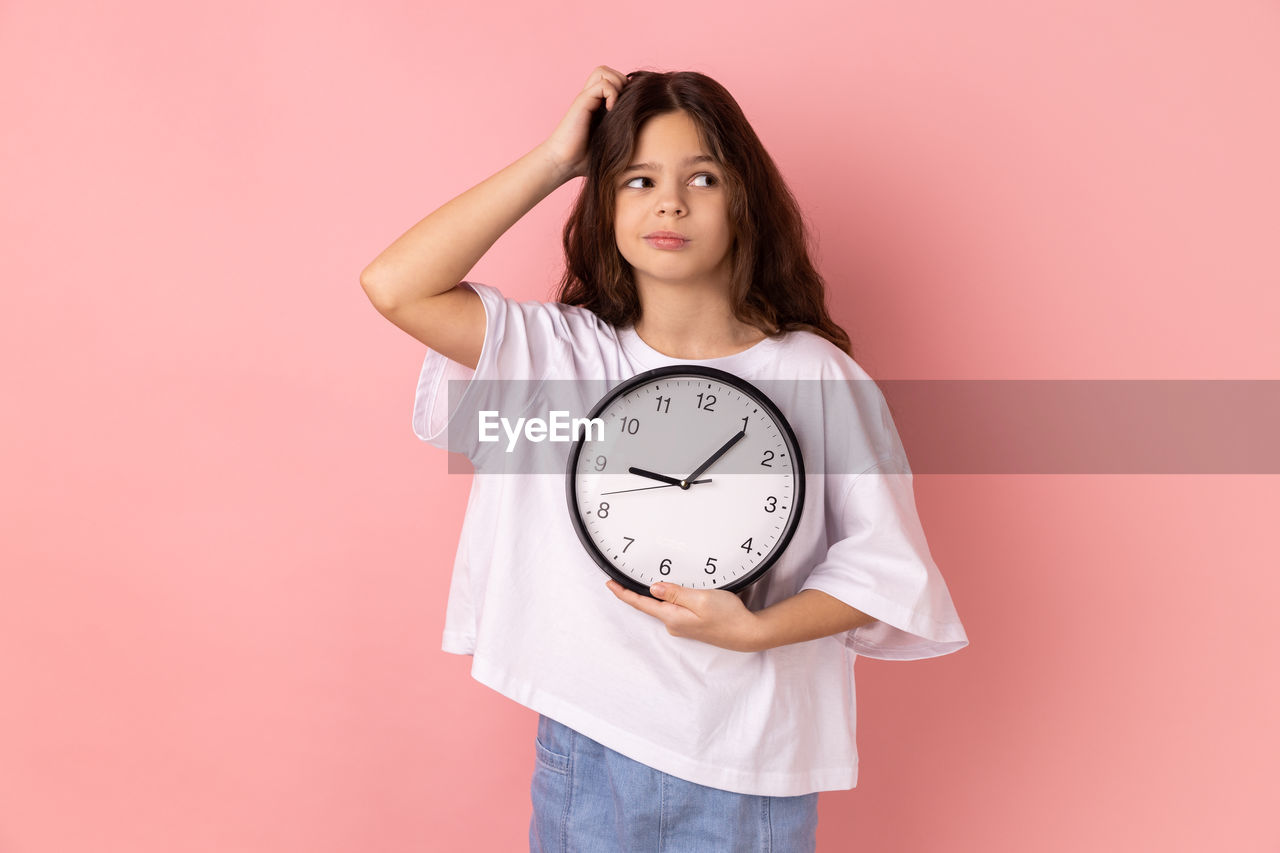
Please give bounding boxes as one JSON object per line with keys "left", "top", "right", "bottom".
{"left": 554, "top": 69, "right": 853, "bottom": 357}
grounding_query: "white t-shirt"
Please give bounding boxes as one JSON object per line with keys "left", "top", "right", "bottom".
{"left": 412, "top": 281, "right": 968, "bottom": 797}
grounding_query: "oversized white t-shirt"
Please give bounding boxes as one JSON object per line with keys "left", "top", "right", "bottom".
{"left": 412, "top": 281, "right": 968, "bottom": 796}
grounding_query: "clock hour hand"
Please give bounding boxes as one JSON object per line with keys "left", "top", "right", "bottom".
{"left": 683, "top": 429, "right": 747, "bottom": 486}
{"left": 628, "top": 466, "right": 684, "bottom": 487}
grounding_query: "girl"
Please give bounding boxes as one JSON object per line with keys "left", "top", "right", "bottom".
{"left": 362, "top": 66, "right": 968, "bottom": 852}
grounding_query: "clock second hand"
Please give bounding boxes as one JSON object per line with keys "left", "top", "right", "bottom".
{"left": 599, "top": 478, "right": 712, "bottom": 497}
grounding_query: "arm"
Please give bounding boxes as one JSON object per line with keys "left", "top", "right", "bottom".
{"left": 359, "top": 66, "right": 631, "bottom": 369}
{"left": 358, "top": 145, "right": 567, "bottom": 371}
{"left": 751, "top": 589, "right": 876, "bottom": 652}
{"left": 358, "top": 144, "right": 570, "bottom": 311}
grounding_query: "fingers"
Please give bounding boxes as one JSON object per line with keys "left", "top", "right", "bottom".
{"left": 592, "top": 79, "right": 619, "bottom": 112}
{"left": 584, "top": 65, "right": 629, "bottom": 110}
{"left": 606, "top": 579, "right": 669, "bottom": 618}
{"left": 607, "top": 579, "right": 694, "bottom": 614}
{"left": 587, "top": 65, "right": 627, "bottom": 89}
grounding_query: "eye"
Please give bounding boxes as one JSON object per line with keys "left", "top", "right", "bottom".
{"left": 691, "top": 173, "right": 718, "bottom": 187}
{"left": 624, "top": 176, "right": 652, "bottom": 189}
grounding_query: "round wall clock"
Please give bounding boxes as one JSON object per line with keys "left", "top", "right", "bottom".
{"left": 566, "top": 364, "right": 805, "bottom": 598}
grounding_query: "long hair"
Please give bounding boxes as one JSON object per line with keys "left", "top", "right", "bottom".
{"left": 554, "top": 69, "right": 853, "bottom": 357}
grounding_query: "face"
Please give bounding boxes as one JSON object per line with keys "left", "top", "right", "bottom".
{"left": 613, "top": 110, "right": 734, "bottom": 294}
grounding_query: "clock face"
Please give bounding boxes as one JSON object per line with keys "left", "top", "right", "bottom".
{"left": 566, "top": 365, "right": 805, "bottom": 597}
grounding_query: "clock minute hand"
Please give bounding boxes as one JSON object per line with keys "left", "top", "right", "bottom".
{"left": 683, "top": 429, "right": 747, "bottom": 487}
{"left": 628, "top": 466, "right": 684, "bottom": 487}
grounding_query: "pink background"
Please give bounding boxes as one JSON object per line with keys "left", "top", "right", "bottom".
{"left": 3, "top": 0, "right": 1278, "bottom": 850}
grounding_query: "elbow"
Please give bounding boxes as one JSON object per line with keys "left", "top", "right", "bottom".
{"left": 359, "top": 265, "right": 381, "bottom": 293}
{"left": 360, "top": 274, "right": 396, "bottom": 312}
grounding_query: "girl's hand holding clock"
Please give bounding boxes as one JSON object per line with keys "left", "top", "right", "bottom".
{"left": 539, "top": 65, "right": 629, "bottom": 182}
{"left": 606, "top": 580, "right": 765, "bottom": 654}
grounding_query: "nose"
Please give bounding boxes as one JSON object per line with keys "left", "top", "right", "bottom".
{"left": 655, "top": 186, "right": 685, "bottom": 216}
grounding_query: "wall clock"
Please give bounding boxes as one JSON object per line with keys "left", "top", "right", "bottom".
{"left": 566, "top": 365, "right": 805, "bottom": 597}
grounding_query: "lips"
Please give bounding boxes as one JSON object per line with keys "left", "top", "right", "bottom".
{"left": 642, "top": 231, "right": 689, "bottom": 250}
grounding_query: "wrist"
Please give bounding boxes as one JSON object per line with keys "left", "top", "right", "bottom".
{"left": 746, "top": 611, "right": 771, "bottom": 653}
{"left": 530, "top": 142, "right": 578, "bottom": 190}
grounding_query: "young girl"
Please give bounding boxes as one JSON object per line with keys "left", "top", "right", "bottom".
{"left": 362, "top": 66, "right": 968, "bottom": 852}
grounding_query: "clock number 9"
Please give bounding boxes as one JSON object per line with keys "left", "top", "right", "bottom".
{"left": 659, "top": 558, "right": 672, "bottom": 575}
{"left": 764, "top": 496, "right": 777, "bottom": 512}
{"left": 594, "top": 455, "right": 607, "bottom": 471}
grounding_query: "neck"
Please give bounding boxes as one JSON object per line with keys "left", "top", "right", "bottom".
{"left": 631, "top": 280, "right": 767, "bottom": 360}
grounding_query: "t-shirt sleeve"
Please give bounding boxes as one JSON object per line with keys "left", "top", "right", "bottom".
{"left": 799, "top": 454, "right": 970, "bottom": 661}
{"left": 410, "top": 281, "right": 570, "bottom": 464}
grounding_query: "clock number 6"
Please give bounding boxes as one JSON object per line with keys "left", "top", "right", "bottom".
{"left": 659, "top": 558, "right": 672, "bottom": 575}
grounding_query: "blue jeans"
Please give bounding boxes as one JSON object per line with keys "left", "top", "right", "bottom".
{"left": 529, "top": 714, "right": 819, "bottom": 852}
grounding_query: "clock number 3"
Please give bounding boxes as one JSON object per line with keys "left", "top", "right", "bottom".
{"left": 764, "top": 496, "right": 777, "bottom": 512}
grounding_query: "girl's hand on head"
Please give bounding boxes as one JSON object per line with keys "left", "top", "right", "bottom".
{"left": 539, "top": 65, "right": 628, "bottom": 183}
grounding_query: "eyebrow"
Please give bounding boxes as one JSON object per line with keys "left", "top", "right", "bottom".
{"left": 621, "top": 154, "right": 718, "bottom": 174}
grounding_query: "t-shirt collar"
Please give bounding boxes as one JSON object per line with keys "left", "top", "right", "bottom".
{"left": 617, "top": 324, "right": 782, "bottom": 373}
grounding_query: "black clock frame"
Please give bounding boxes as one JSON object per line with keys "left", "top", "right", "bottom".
{"left": 565, "top": 364, "right": 806, "bottom": 598}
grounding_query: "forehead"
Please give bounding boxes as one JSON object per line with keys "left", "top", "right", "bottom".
{"left": 629, "top": 111, "right": 715, "bottom": 163}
